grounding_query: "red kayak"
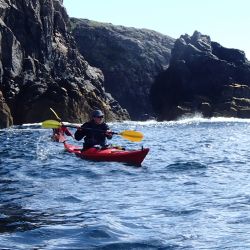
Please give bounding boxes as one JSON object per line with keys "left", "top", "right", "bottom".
{"left": 64, "top": 142, "right": 149, "bottom": 166}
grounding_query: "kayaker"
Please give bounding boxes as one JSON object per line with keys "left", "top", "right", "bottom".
{"left": 52, "top": 126, "right": 73, "bottom": 142}
{"left": 74, "top": 110, "right": 113, "bottom": 149}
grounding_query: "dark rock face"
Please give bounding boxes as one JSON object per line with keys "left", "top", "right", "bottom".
{"left": 0, "top": 90, "right": 12, "bottom": 128}
{"left": 70, "top": 18, "right": 175, "bottom": 120}
{"left": 151, "top": 31, "right": 250, "bottom": 120}
{"left": 0, "top": 0, "right": 129, "bottom": 128}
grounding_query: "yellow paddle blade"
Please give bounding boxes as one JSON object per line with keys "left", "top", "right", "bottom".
{"left": 50, "top": 107, "right": 61, "bottom": 121}
{"left": 42, "top": 120, "right": 62, "bottom": 129}
{"left": 119, "top": 130, "right": 143, "bottom": 142}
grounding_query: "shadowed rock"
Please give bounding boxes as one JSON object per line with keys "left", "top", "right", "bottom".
{"left": 151, "top": 31, "right": 250, "bottom": 120}
{"left": 0, "top": 90, "right": 12, "bottom": 128}
{"left": 0, "top": 0, "right": 129, "bottom": 128}
{"left": 70, "top": 18, "right": 175, "bottom": 120}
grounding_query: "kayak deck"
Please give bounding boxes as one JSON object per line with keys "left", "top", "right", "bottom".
{"left": 64, "top": 142, "right": 149, "bottom": 166}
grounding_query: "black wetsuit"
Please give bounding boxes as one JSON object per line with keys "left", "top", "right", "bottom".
{"left": 74, "top": 120, "right": 112, "bottom": 149}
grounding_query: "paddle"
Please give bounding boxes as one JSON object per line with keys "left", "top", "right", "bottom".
{"left": 117, "top": 130, "right": 143, "bottom": 142}
{"left": 42, "top": 120, "right": 78, "bottom": 129}
{"left": 41, "top": 120, "right": 144, "bottom": 142}
{"left": 48, "top": 108, "right": 74, "bottom": 139}
{"left": 50, "top": 107, "right": 61, "bottom": 121}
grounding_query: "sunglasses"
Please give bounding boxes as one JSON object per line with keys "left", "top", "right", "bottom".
{"left": 95, "top": 116, "right": 104, "bottom": 118}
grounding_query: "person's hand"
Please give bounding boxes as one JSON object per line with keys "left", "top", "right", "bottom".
{"left": 105, "top": 130, "right": 113, "bottom": 136}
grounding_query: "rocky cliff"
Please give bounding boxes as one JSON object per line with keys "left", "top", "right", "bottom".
{"left": 151, "top": 31, "right": 250, "bottom": 120}
{"left": 0, "top": 0, "right": 129, "bottom": 128}
{"left": 0, "top": 90, "right": 12, "bottom": 128}
{"left": 70, "top": 18, "right": 175, "bottom": 120}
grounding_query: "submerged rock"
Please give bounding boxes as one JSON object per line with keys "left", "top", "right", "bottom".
{"left": 151, "top": 31, "right": 250, "bottom": 120}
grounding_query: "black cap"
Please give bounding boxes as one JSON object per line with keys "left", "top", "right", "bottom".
{"left": 92, "top": 110, "right": 104, "bottom": 117}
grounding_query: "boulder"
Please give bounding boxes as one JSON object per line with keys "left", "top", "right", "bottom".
{"left": 151, "top": 31, "right": 250, "bottom": 120}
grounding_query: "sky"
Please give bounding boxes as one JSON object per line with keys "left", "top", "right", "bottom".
{"left": 63, "top": 0, "right": 250, "bottom": 60}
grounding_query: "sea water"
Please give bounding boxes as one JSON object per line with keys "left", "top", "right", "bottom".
{"left": 1, "top": 117, "right": 250, "bottom": 249}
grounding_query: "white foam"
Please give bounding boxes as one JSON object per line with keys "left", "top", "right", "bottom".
{"left": 111, "top": 115, "right": 250, "bottom": 126}
{"left": 2, "top": 115, "right": 250, "bottom": 132}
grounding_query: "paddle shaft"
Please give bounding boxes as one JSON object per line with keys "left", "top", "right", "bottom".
{"left": 42, "top": 120, "right": 143, "bottom": 142}
{"left": 50, "top": 108, "right": 61, "bottom": 121}
{"left": 60, "top": 125, "right": 142, "bottom": 141}
{"left": 75, "top": 126, "right": 113, "bottom": 134}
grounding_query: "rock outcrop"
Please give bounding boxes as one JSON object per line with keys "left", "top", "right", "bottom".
{"left": 70, "top": 18, "right": 175, "bottom": 120}
{"left": 151, "top": 31, "right": 250, "bottom": 120}
{"left": 0, "top": 90, "right": 12, "bottom": 128}
{"left": 0, "top": 0, "right": 129, "bottom": 128}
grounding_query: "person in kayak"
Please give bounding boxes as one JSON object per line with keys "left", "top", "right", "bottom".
{"left": 52, "top": 126, "right": 73, "bottom": 142}
{"left": 74, "top": 110, "right": 113, "bottom": 149}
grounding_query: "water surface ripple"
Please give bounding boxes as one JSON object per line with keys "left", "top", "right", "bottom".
{"left": 1, "top": 118, "right": 250, "bottom": 249}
